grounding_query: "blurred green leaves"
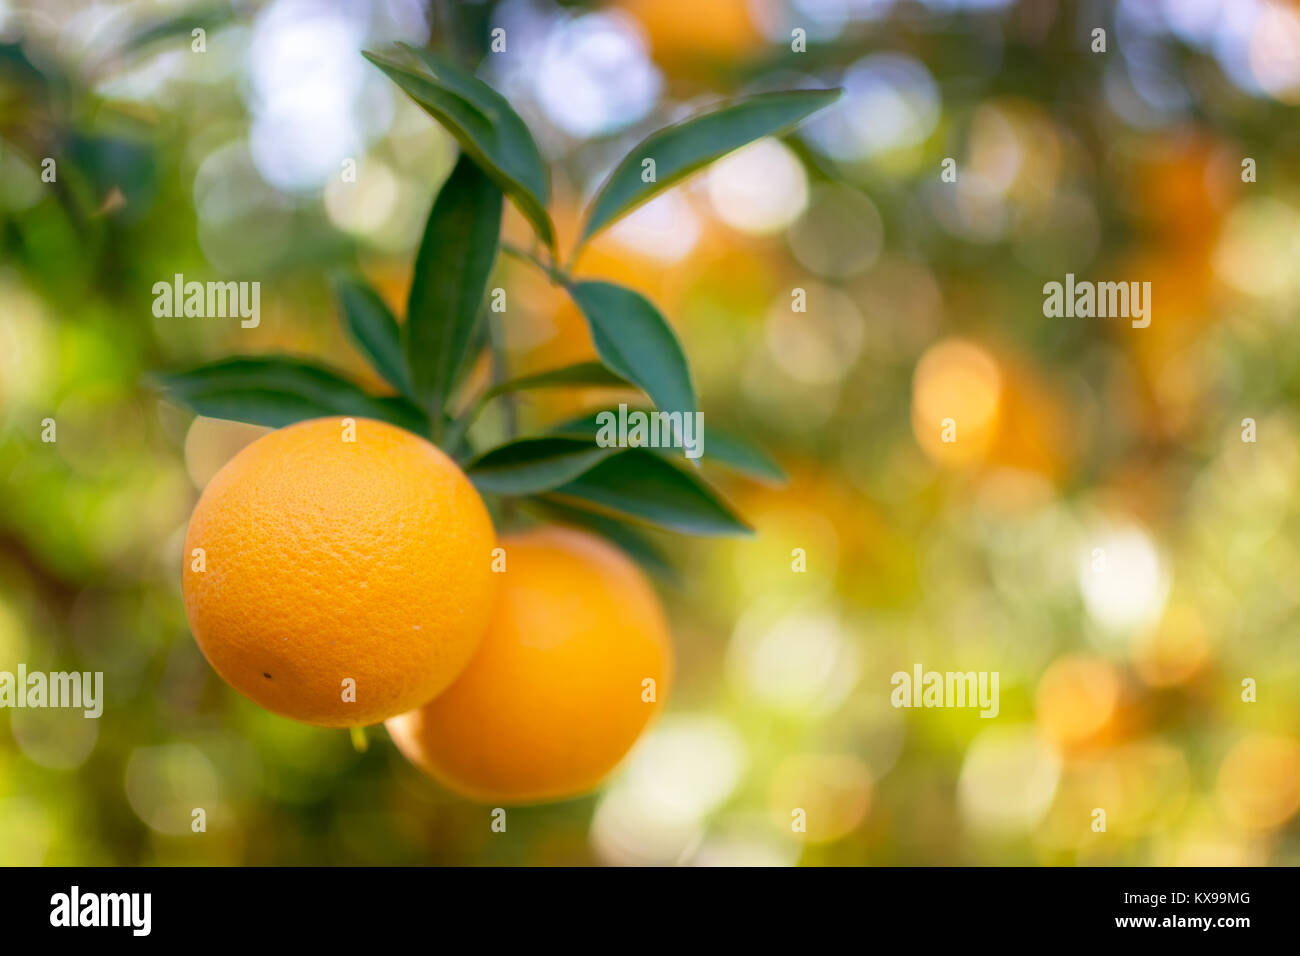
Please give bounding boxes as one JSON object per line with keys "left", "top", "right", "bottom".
{"left": 577, "top": 89, "right": 840, "bottom": 247}
{"left": 119, "top": 4, "right": 236, "bottom": 55}
{"left": 363, "top": 43, "right": 555, "bottom": 249}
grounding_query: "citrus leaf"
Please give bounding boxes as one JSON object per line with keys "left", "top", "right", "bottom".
{"left": 159, "top": 387, "right": 332, "bottom": 429}
{"left": 546, "top": 449, "right": 751, "bottom": 536}
{"left": 333, "top": 274, "right": 413, "bottom": 399}
{"left": 567, "top": 281, "right": 695, "bottom": 428}
{"left": 526, "top": 498, "right": 679, "bottom": 585}
{"left": 482, "top": 361, "right": 633, "bottom": 401}
{"left": 549, "top": 409, "right": 783, "bottom": 482}
{"left": 547, "top": 409, "right": 646, "bottom": 439}
{"left": 467, "top": 436, "right": 613, "bottom": 495}
{"left": 407, "top": 154, "right": 501, "bottom": 419}
{"left": 155, "top": 356, "right": 430, "bottom": 434}
{"left": 684, "top": 426, "right": 786, "bottom": 484}
{"left": 363, "top": 44, "right": 555, "bottom": 249}
{"left": 577, "top": 88, "right": 840, "bottom": 248}
{"left": 454, "top": 314, "right": 491, "bottom": 397}
{"left": 373, "top": 396, "right": 438, "bottom": 436}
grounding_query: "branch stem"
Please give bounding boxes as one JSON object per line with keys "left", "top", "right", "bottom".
{"left": 501, "top": 241, "right": 566, "bottom": 285}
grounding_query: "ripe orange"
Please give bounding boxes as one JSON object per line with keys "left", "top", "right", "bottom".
{"left": 386, "top": 526, "right": 673, "bottom": 804}
{"left": 182, "top": 416, "right": 497, "bottom": 727}
{"left": 618, "top": 0, "right": 760, "bottom": 65}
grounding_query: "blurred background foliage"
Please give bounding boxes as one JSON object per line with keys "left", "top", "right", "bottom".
{"left": 2, "top": 0, "right": 1300, "bottom": 865}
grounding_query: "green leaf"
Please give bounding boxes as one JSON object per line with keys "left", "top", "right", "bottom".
{"left": 121, "top": 5, "right": 235, "bottom": 54}
{"left": 546, "top": 449, "right": 751, "bottom": 536}
{"left": 686, "top": 426, "right": 786, "bottom": 483}
{"left": 482, "top": 361, "right": 633, "bottom": 401}
{"left": 550, "top": 409, "right": 785, "bottom": 483}
{"left": 363, "top": 44, "right": 555, "bottom": 249}
{"left": 155, "top": 356, "right": 430, "bottom": 435}
{"left": 333, "top": 275, "right": 413, "bottom": 399}
{"left": 578, "top": 89, "right": 840, "bottom": 248}
{"left": 567, "top": 281, "right": 695, "bottom": 430}
{"left": 407, "top": 154, "right": 502, "bottom": 419}
{"left": 526, "top": 499, "right": 680, "bottom": 585}
{"left": 452, "top": 315, "right": 491, "bottom": 398}
{"left": 374, "top": 396, "right": 438, "bottom": 436}
{"left": 466, "top": 436, "right": 613, "bottom": 495}
{"left": 159, "top": 388, "right": 330, "bottom": 429}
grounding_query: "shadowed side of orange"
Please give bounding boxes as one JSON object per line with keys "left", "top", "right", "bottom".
{"left": 182, "top": 417, "right": 497, "bottom": 728}
{"left": 386, "top": 526, "right": 673, "bottom": 804}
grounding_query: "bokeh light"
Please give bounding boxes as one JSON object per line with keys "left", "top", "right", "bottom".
{"left": 1217, "top": 736, "right": 1300, "bottom": 832}
{"left": 959, "top": 728, "right": 1061, "bottom": 836}
{"left": 707, "top": 137, "right": 809, "bottom": 235}
{"left": 4, "top": 0, "right": 1299, "bottom": 868}
{"left": 911, "top": 339, "right": 1002, "bottom": 467}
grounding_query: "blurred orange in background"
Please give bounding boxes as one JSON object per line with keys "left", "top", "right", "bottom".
{"left": 4, "top": 0, "right": 1300, "bottom": 868}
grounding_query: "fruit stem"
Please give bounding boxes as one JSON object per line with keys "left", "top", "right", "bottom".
{"left": 350, "top": 726, "right": 369, "bottom": 753}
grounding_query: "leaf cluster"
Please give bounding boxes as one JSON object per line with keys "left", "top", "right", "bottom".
{"left": 158, "top": 43, "right": 838, "bottom": 572}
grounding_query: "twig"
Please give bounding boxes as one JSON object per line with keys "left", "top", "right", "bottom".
{"left": 501, "top": 241, "right": 567, "bottom": 285}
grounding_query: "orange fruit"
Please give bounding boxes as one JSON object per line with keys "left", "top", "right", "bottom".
{"left": 386, "top": 526, "right": 673, "bottom": 804}
{"left": 618, "top": 0, "right": 760, "bottom": 66}
{"left": 182, "top": 417, "right": 497, "bottom": 727}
